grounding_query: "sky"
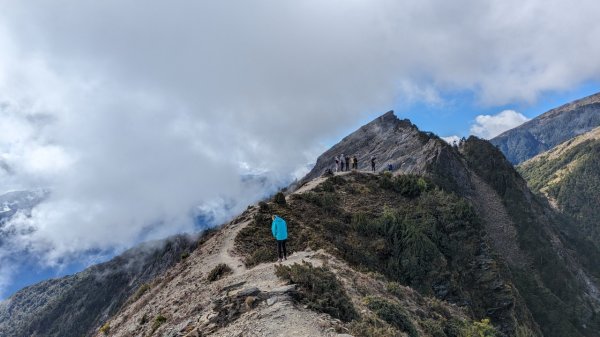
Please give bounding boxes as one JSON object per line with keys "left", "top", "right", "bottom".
{"left": 1, "top": 0, "right": 600, "bottom": 298}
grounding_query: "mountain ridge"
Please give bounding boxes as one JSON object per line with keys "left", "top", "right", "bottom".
{"left": 491, "top": 91, "right": 600, "bottom": 164}
{"left": 2, "top": 111, "right": 600, "bottom": 337}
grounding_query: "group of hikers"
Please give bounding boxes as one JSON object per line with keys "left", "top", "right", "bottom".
{"left": 334, "top": 154, "right": 377, "bottom": 172}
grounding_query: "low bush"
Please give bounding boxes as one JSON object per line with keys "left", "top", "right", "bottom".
{"left": 379, "top": 174, "right": 430, "bottom": 198}
{"left": 422, "top": 319, "right": 446, "bottom": 337}
{"left": 151, "top": 314, "right": 167, "bottom": 333}
{"left": 273, "top": 192, "right": 287, "bottom": 205}
{"left": 348, "top": 316, "right": 402, "bottom": 337}
{"left": 443, "top": 318, "right": 498, "bottom": 337}
{"left": 385, "top": 282, "right": 404, "bottom": 300}
{"left": 99, "top": 323, "right": 110, "bottom": 335}
{"left": 131, "top": 283, "right": 151, "bottom": 302}
{"left": 207, "top": 263, "right": 232, "bottom": 282}
{"left": 275, "top": 261, "right": 358, "bottom": 322}
{"left": 366, "top": 297, "right": 418, "bottom": 337}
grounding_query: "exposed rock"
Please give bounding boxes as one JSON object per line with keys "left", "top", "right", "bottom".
{"left": 266, "top": 297, "right": 278, "bottom": 306}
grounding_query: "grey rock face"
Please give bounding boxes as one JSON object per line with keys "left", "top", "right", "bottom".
{"left": 301, "top": 111, "right": 469, "bottom": 191}
{"left": 491, "top": 92, "right": 600, "bottom": 164}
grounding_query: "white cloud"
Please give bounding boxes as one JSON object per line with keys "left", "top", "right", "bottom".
{"left": 470, "top": 110, "right": 530, "bottom": 139}
{"left": 441, "top": 135, "right": 461, "bottom": 145}
{"left": 0, "top": 0, "right": 600, "bottom": 295}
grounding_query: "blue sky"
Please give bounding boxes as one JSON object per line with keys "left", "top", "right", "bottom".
{"left": 394, "top": 81, "right": 600, "bottom": 139}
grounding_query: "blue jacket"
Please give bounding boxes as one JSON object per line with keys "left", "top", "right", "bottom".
{"left": 271, "top": 216, "right": 288, "bottom": 241}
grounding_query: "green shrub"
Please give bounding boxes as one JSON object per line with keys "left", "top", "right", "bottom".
{"left": 275, "top": 261, "right": 358, "bottom": 322}
{"left": 443, "top": 318, "right": 498, "bottom": 337}
{"left": 320, "top": 179, "right": 335, "bottom": 192}
{"left": 207, "top": 263, "right": 232, "bottom": 282}
{"left": 366, "top": 297, "right": 418, "bottom": 337}
{"left": 444, "top": 318, "right": 469, "bottom": 337}
{"left": 132, "top": 283, "right": 151, "bottom": 302}
{"left": 273, "top": 192, "right": 287, "bottom": 205}
{"left": 422, "top": 319, "right": 446, "bottom": 337}
{"left": 258, "top": 201, "right": 269, "bottom": 212}
{"left": 180, "top": 251, "right": 190, "bottom": 260}
{"left": 295, "top": 191, "right": 338, "bottom": 214}
{"left": 99, "top": 323, "right": 110, "bottom": 335}
{"left": 385, "top": 282, "right": 404, "bottom": 300}
{"left": 151, "top": 314, "right": 167, "bottom": 333}
{"left": 470, "top": 319, "right": 497, "bottom": 337}
{"left": 349, "top": 316, "right": 402, "bottom": 337}
{"left": 379, "top": 174, "right": 430, "bottom": 197}
{"left": 245, "top": 246, "right": 275, "bottom": 266}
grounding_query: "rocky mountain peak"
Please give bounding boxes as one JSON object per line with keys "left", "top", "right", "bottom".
{"left": 302, "top": 110, "right": 453, "bottom": 182}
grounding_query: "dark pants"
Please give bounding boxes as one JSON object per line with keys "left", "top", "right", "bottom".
{"left": 277, "top": 240, "right": 287, "bottom": 259}
{"left": 371, "top": 162, "right": 375, "bottom": 171}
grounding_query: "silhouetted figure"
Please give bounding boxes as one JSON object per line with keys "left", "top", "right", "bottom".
{"left": 371, "top": 156, "right": 376, "bottom": 172}
{"left": 345, "top": 155, "right": 350, "bottom": 171}
{"left": 352, "top": 155, "right": 358, "bottom": 169}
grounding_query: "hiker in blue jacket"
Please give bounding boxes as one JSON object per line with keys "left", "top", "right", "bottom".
{"left": 271, "top": 215, "right": 288, "bottom": 262}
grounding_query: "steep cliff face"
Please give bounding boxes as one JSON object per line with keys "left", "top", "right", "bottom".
{"left": 491, "top": 92, "right": 600, "bottom": 164}
{"left": 0, "top": 235, "right": 197, "bottom": 337}
{"left": 461, "top": 137, "right": 600, "bottom": 337}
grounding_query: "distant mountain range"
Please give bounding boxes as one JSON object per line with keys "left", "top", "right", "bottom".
{"left": 491, "top": 92, "right": 600, "bottom": 164}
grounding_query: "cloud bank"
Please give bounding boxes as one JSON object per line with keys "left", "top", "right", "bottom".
{"left": 470, "top": 110, "right": 530, "bottom": 139}
{"left": 1, "top": 0, "right": 600, "bottom": 296}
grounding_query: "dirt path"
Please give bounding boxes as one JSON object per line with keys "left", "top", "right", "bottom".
{"left": 217, "top": 219, "right": 251, "bottom": 275}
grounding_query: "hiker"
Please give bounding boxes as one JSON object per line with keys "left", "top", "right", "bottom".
{"left": 271, "top": 215, "right": 288, "bottom": 262}
{"left": 353, "top": 155, "right": 358, "bottom": 170}
{"left": 345, "top": 154, "right": 350, "bottom": 171}
{"left": 388, "top": 164, "right": 393, "bottom": 171}
{"left": 371, "top": 156, "right": 376, "bottom": 172}
{"left": 335, "top": 156, "right": 340, "bottom": 172}
{"left": 340, "top": 154, "right": 345, "bottom": 172}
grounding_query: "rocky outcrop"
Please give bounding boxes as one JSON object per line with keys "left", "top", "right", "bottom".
{"left": 302, "top": 110, "right": 469, "bottom": 192}
{"left": 491, "top": 92, "right": 600, "bottom": 164}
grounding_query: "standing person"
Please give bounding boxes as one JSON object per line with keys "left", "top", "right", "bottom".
{"left": 345, "top": 154, "right": 350, "bottom": 171}
{"left": 340, "top": 154, "right": 345, "bottom": 172}
{"left": 353, "top": 155, "right": 358, "bottom": 170}
{"left": 335, "top": 156, "right": 340, "bottom": 172}
{"left": 371, "top": 156, "right": 376, "bottom": 172}
{"left": 271, "top": 215, "right": 288, "bottom": 262}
